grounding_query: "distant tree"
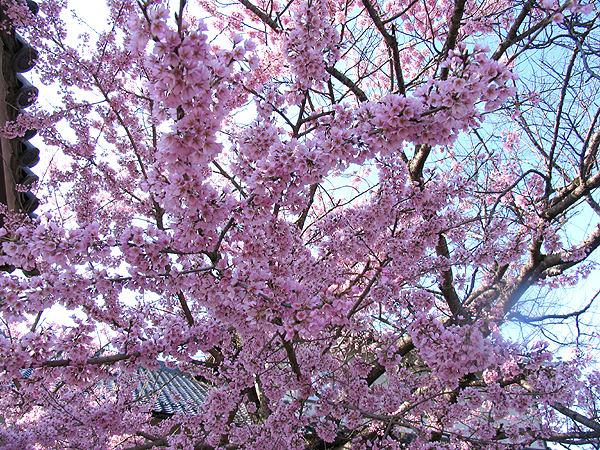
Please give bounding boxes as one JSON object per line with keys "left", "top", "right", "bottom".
{"left": 1, "top": 0, "right": 600, "bottom": 448}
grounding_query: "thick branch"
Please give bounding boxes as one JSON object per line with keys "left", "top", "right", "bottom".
{"left": 582, "top": 127, "right": 600, "bottom": 179}
{"left": 359, "top": 0, "right": 405, "bottom": 94}
{"left": 552, "top": 402, "right": 600, "bottom": 433}
{"left": 440, "top": 0, "right": 467, "bottom": 80}
{"left": 540, "top": 224, "right": 600, "bottom": 277}
{"left": 326, "top": 66, "right": 368, "bottom": 102}
{"left": 409, "top": 144, "right": 432, "bottom": 181}
{"left": 37, "top": 351, "right": 141, "bottom": 368}
{"left": 435, "top": 234, "right": 466, "bottom": 318}
{"left": 545, "top": 171, "right": 600, "bottom": 221}
{"left": 519, "top": 379, "right": 600, "bottom": 433}
{"left": 544, "top": 431, "right": 600, "bottom": 444}
{"left": 492, "top": 0, "right": 534, "bottom": 60}
{"left": 366, "top": 335, "right": 414, "bottom": 386}
{"left": 238, "top": 0, "right": 280, "bottom": 31}
{"left": 296, "top": 183, "right": 318, "bottom": 230}
{"left": 280, "top": 335, "right": 302, "bottom": 380}
{"left": 177, "top": 291, "right": 195, "bottom": 326}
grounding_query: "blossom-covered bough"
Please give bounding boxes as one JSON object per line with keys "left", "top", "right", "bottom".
{"left": 1, "top": 0, "right": 600, "bottom": 448}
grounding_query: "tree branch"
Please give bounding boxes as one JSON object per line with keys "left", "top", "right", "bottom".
{"left": 360, "top": 0, "right": 405, "bottom": 94}
{"left": 238, "top": 0, "right": 280, "bottom": 31}
{"left": 37, "top": 352, "right": 141, "bottom": 368}
{"left": 177, "top": 291, "right": 195, "bottom": 327}
{"left": 492, "top": 0, "right": 534, "bottom": 61}
{"left": 510, "top": 290, "right": 599, "bottom": 323}
{"left": 435, "top": 234, "right": 467, "bottom": 319}
{"left": 326, "top": 66, "right": 368, "bottom": 102}
{"left": 439, "top": 0, "right": 467, "bottom": 80}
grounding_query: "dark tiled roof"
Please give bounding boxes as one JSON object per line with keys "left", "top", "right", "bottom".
{"left": 136, "top": 365, "right": 251, "bottom": 423}
{"left": 136, "top": 365, "right": 211, "bottom": 415}
{"left": 18, "top": 363, "right": 214, "bottom": 417}
{"left": 17, "top": 365, "right": 546, "bottom": 447}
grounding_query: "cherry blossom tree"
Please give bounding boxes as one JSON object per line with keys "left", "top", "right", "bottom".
{"left": 1, "top": 0, "right": 600, "bottom": 448}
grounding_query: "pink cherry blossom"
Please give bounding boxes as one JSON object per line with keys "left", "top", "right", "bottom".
{"left": 0, "top": 0, "right": 598, "bottom": 448}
